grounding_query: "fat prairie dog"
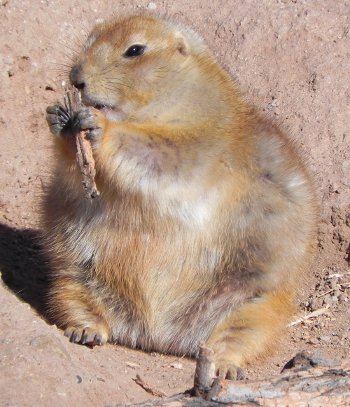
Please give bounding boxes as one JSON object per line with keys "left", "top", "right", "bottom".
{"left": 44, "top": 14, "right": 317, "bottom": 379}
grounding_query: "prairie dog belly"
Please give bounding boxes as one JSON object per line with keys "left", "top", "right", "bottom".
{"left": 79, "top": 229, "right": 253, "bottom": 355}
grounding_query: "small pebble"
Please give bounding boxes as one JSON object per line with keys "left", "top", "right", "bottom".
{"left": 147, "top": 2, "right": 157, "bottom": 10}
{"left": 323, "top": 294, "right": 337, "bottom": 306}
{"left": 329, "top": 279, "right": 338, "bottom": 289}
{"left": 170, "top": 362, "right": 183, "bottom": 370}
{"left": 341, "top": 331, "right": 350, "bottom": 340}
{"left": 45, "top": 84, "right": 56, "bottom": 91}
{"left": 333, "top": 289, "right": 341, "bottom": 298}
{"left": 319, "top": 335, "right": 331, "bottom": 343}
{"left": 2, "top": 55, "right": 14, "bottom": 65}
{"left": 126, "top": 362, "right": 140, "bottom": 369}
{"left": 331, "top": 294, "right": 339, "bottom": 303}
{"left": 309, "top": 298, "right": 321, "bottom": 311}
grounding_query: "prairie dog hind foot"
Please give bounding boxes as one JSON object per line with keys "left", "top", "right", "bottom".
{"left": 64, "top": 325, "right": 109, "bottom": 346}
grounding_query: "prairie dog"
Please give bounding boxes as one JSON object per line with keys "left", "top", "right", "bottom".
{"left": 44, "top": 14, "right": 317, "bottom": 379}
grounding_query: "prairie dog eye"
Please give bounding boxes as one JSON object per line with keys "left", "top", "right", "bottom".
{"left": 123, "top": 44, "right": 146, "bottom": 58}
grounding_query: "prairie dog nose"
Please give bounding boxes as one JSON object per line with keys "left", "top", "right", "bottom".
{"left": 70, "top": 64, "right": 85, "bottom": 90}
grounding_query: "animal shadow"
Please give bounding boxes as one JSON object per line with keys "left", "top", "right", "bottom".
{"left": 0, "top": 222, "right": 50, "bottom": 318}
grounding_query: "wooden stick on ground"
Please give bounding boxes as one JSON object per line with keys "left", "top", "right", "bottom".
{"left": 288, "top": 305, "right": 330, "bottom": 327}
{"left": 193, "top": 344, "right": 216, "bottom": 397}
{"left": 133, "top": 374, "right": 167, "bottom": 398}
{"left": 133, "top": 350, "right": 350, "bottom": 406}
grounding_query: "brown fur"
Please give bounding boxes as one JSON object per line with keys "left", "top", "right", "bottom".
{"left": 43, "top": 14, "right": 317, "bottom": 377}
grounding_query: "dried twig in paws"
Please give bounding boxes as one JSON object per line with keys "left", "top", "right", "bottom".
{"left": 65, "top": 89, "right": 100, "bottom": 199}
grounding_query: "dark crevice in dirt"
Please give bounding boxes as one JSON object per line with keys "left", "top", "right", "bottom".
{"left": 0, "top": 223, "right": 50, "bottom": 318}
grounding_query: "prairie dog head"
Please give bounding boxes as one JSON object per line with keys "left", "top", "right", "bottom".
{"left": 69, "top": 15, "right": 207, "bottom": 119}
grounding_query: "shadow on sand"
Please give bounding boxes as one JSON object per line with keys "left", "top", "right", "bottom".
{"left": 0, "top": 222, "right": 50, "bottom": 318}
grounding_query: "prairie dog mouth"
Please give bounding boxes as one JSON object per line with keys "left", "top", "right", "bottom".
{"left": 99, "top": 106, "right": 125, "bottom": 122}
{"left": 82, "top": 96, "right": 125, "bottom": 122}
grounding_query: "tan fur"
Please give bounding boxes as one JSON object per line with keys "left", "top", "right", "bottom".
{"left": 43, "top": 14, "right": 317, "bottom": 376}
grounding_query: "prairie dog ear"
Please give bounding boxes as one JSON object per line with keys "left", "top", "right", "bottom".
{"left": 175, "top": 33, "right": 190, "bottom": 56}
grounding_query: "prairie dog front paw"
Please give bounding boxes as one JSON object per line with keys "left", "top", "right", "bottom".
{"left": 46, "top": 104, "right": 101, "bottom": 141}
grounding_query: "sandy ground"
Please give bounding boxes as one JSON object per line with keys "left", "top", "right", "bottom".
{"left": 0, "top": 0, "right": 349, "bottom": 405}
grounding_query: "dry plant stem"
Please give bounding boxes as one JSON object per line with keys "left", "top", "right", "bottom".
{"left": 133, "top": 374, "right": 167, "bottom": 398}
{"left": 314, "top": 282, "right": 350, "bottom": 299}
{"left": 193, "top": 345, "right": 216, "bottom": 397}
{"left": 288, "top": 305, "right": 330, "bottom": 327}
{"left": 75, "top": 130, "right": 100, "bottom": 199}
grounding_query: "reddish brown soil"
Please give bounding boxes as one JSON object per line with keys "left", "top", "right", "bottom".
{"left": 0, "top": 1, "right": 349, "bottom": 406}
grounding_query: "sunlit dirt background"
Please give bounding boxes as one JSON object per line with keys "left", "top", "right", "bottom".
{"left": 0, "top": 0, "right": 349, "bottom": 405}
